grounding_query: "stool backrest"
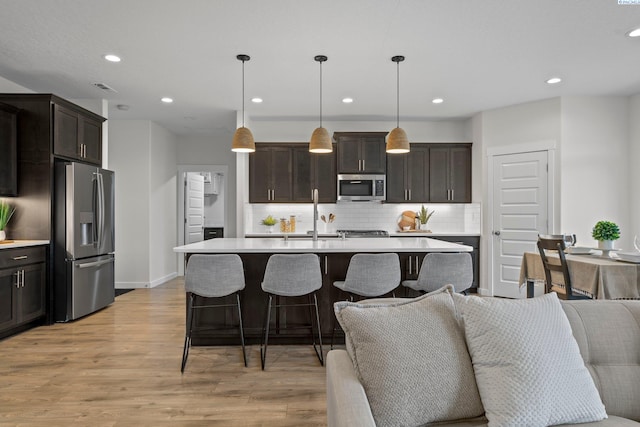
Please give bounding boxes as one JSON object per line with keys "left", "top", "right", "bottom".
{"left": 416, "top": 252, "right": 473, "bottom": 293}
{"left": 185, "top": 254, "right": 245, "bottom": 297}
{"left": 342, "top": 253, "right": 400, "bottom": 297}
{"left": 262, "top": 254, "right": 322, "bottom": 296}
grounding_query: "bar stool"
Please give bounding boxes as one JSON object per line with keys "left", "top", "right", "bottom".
{"left": 181, "top": 254, "right": 247, "bottom": 373}
{"left": 260, "top": 254, "right": 324, "bottom": 370}
{"left": 332, "top": 253, "right": 401, "bottom": 347}
{"left": 402, "top": 252, "right": 473, "bottom": 294}
{"left": 333, "top": 253, "right": 401, "bottom": 299}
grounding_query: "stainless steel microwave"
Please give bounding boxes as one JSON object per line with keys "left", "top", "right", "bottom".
{"left": 337, "top": 174, "right": 386, "bottom": 202}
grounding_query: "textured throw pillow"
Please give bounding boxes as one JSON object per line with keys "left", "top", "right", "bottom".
{"left": 453, "top": 292, "right": 607, "bottom": 427}
{"left": 334, "top": 286, "right": 484, "bottom": 427}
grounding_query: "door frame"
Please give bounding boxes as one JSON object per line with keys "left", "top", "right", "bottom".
{"left": 177, "top": 164, "right": 228, "bottom": 276}
{"left": 485, "top": 140, "right": 558, "bottom": 297}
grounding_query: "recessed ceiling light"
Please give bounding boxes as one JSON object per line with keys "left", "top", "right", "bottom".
{"left": 161, "top": 97, "right": 174, "bottom": 103}
{"left": 342, "top": 98, "right": 354, "bottom": 103}
{"left": 628, "top": 28, "right": 640, "bottom": 38}
{"left": 546, "top": 77, "right": 562, "bottom": 84}
{"left": 432, "top": 98, "right": 444, "bottom": 104}
{"left": 251, "top": 97, "right": 263, "bottom": 103}
{"left": 103, "top": 54, "right": 121, "bottom": 63}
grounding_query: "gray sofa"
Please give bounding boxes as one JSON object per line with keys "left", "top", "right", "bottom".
{"left": 327, "top": 298, "right": 640, "bottom": 427}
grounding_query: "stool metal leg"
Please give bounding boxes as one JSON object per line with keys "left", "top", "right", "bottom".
{"left": 260, "top": 294, "right": 273, "bottom": 370}
{"left": 181, "top": 293, "right": 195, "bottom": 373}
{"left": 236, "top": 293, "right": 247, "bottom": 367}
{"left": 311, "top": 292, "right": 324, "bottom": 366}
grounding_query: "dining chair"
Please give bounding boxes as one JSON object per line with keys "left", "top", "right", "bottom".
{"left": 401, "top": 252, "right": 473, "bottom": 294}
{"left": 537, "top": 236, "right": 592, "bottom": 300}
{"left": 181, "top": 254, "right": 247, "bottom": 373}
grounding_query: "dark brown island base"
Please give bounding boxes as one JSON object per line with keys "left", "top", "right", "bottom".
{"left": 173, "top": 237, "right": 472, "bottom": 346}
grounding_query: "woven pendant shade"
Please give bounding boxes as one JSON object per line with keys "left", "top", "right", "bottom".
{"left": 309, "top": 127, "right": 332, "bottom": 153}
{"left": 231, "top": 126, "right": 255, "bottom": 152}
{"left": 386, "top": 127, "right": 410, "bottom": 153}
{"left": 231, "top": 54, "right": 255, "bottom": 153}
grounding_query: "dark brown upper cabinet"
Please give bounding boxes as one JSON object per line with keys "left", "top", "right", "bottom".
{"left": 53, "top": 104, "right": 103, "bottom": 165}
{"left": 0, "top": 102, "right": 19, "bottom": 196}
{"left": 335, "top": 132, "right": 386, "bottom": 174}
{"left": 428, "top": 144, "right": 472, "bottom": 203}
{"left": 249, "top": 143, "right": 337, "bottom": 203}
{"left": 386, "top": 144, "right": 430, "bottom": 203}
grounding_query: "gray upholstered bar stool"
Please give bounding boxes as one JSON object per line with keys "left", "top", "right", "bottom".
{"left": 260, "top": 253, "right": 324, "bottom": 370}
{"left": 333, "top": 253, "right": 401, "bottom": 300}
{"left": 331, "top": 253, "right": 401, "bottom": 347}
{"left": 181, "top": 254, "right": 247, "bottom": 373}
{"left": 402, "top": 252, "right": 473, "bottom": 294}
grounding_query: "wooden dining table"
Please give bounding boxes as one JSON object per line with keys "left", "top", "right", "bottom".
{"left": 519, "top": 251, "right": 640, "bottom": 299}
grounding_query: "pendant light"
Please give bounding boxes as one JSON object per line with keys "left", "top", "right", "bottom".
{"left": 309, "top": 55, "right": 333, "bottom": 153}
{"left": 386, "top": 55, "right": 410, "bottom": 154}
{"left": 231, "top": 54, "right": 256, "bottom": 153}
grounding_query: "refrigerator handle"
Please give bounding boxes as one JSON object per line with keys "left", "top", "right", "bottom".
{"left": 92, "top": 173, "right": 99, "bottom": 246}
{"left": 97, "top": 172, "right": 105, "bottom": 248}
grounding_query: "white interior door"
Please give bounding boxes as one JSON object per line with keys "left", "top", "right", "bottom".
{"left": 185, "top": 173, "right": 204, "bottom": 244}
{"left": 491, "top": 151, "right": 548, "bottom": 298}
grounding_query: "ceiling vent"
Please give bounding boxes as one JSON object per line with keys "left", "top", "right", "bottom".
{"left": 92, "top": 82, "right": 117, "bottom": 93}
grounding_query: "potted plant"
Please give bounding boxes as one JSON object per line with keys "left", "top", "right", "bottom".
{"left": 416, "top": 205, "right": 435, "bottom": 231}
{"left": 260, "top": 215, "right": 277, "bottom": 233}
{"left": 0, "top": 200, "right": 15, "bottom": 241}
{"left": 592, "top": 220, "right": 620, "bottom": 249}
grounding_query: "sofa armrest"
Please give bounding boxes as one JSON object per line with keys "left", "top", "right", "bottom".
{"left": 326, "top": 350, "right": 376, "bottom": 427}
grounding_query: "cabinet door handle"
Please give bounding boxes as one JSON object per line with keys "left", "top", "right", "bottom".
{"left": 408, "top": 189, "right": 411, "bottom": 201}
{"left": 362, "top": 159, "right": 365, "bottom": 171}
{"left": 324, "top": 256, "right": 328, "bottom": 275}
{"left": 451, "top": 189, "right": 454, "bottom": 200}
{"left": 415, "top": 256, "right": 420, "bottom": 274}
{"left": 21, "top": 270, "right": 25, "bottom": 287}
{"left": 408, "top": 256, "right": 412, "bottom": 275}
{"left": 12, "top": 255, "right": 28, "bottom": 260}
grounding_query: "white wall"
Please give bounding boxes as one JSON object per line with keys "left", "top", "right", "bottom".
{"left": 109, "top": 120, "right": 178, "bottom": 288}
{"left": 149, "top": 122, "right": 178, "bottom": 286}
{"left": 176, "top": 125, "right": 238, "bottom": 237}
{"left": 560, "top": 96, "right": 630, "bottom": 249}
{"left": 473, "top": 97, "right": 562, "bottom": 294}
{"left": 629, "top": 94, "right": 640, "bottom": 244}
{"left": 109, "top": 121, "right": 151, "bottom": 287}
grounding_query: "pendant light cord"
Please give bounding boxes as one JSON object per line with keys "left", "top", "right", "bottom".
{"left": 319, "top": 60, "right": 323, "bottom": 128}
{"left": 242, "top": 59, "right": 246, "bottom": 128}
{"left": 396, "top": 59, "right": 400, "bottom": 129}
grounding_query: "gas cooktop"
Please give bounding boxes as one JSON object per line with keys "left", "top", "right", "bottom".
{"left": 336, "top": 229, "right": 390, "bottom": 238}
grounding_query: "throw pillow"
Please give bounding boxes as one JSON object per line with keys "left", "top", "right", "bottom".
{"left": 334, "top": 285, "right": 485, "bottom": 427}
{"left": 454, "top": 292, "right": 607, "bottom": 427}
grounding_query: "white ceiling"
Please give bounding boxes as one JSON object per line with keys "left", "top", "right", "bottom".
{"left": 1, "top": 0, "right": 639, "bottom": 136}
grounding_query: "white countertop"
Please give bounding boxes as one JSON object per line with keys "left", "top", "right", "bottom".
{"left": 246, "top": 232, "right": 480, "bottom": 238}
{"left": 174, "top": 237, "right": 472, "bottom": 254}
{"left": 0, "top": 240, "right": 50, "bottom": 250}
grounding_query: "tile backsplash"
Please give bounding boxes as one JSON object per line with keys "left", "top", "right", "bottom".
{"left": 245, "top": 202, "right": 481, "bottom": 234}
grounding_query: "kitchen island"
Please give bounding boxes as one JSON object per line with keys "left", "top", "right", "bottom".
{"left": 174, "top": 237, "right": 472, "bottom": 345}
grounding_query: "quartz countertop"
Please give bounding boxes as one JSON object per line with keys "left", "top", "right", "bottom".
{"left": 174, "top": 237, "right": 472, "bottom": 254}
{"left": 246, "top": 231, "right": 480, "bottom": 238}
{"left": 0, "top": 240, "right": 50, "bottom": 250}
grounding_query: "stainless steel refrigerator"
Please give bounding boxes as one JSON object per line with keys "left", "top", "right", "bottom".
{"left": 54, "top": 161, "right": 115, "bottom": 322}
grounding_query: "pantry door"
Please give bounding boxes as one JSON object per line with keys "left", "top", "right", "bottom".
{"left": 490, "top": 150, "right": 550, "bottom": 298}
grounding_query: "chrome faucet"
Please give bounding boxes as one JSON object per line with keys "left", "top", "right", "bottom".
{"left": 312, "top": 188, "right": 319, "bottom": 241}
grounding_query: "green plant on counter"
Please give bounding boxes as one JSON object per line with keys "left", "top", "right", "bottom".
{"left": 417, "top": 205, "right": 435, "bottom": 225}
{"left": 0, "top": 200, "right": 15, "bottom": 231}
{"left": 592, "top": 220, "right": 620, "bottom": 241}
{"left": 261, "top": 215, "right": 277, "bottom": 226}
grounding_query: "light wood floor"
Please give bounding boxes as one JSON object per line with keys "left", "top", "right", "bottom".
{"left": 0, "top": 278, "right": 328, "bottom": 426}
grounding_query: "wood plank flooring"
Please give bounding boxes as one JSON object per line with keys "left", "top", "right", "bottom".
{"left": 0, "top": 278, "right": 329, "bottom": 426}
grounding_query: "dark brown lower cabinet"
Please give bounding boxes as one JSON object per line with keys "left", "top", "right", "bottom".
{"left": 187, "top": 243, "right": 478, "bottom": 346}
{"left": 0, "top": 246, "right": 47, "bottom": 339}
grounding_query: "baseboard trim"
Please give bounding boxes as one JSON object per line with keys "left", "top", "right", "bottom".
{"left": 116, "top": 272, "right": 177, "bottom": 290}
